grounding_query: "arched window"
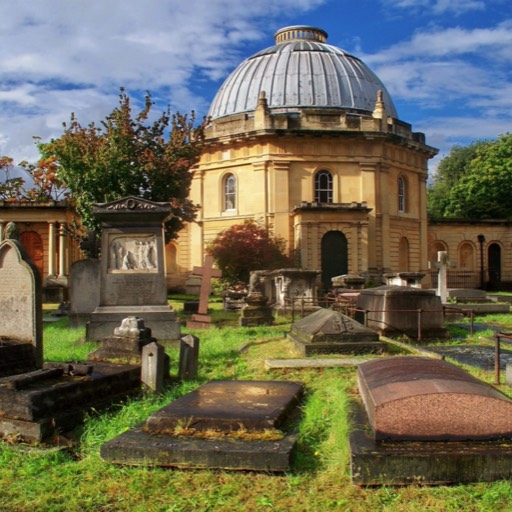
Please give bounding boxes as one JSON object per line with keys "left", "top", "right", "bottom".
{"left": 223, "top": 173, "right": 236, "bottom": 211}
{"left": 314, "top": 170, "right": 333, "bottom": 203}
{"left": 398, "top": 176, "right": 406, "bottom": 212}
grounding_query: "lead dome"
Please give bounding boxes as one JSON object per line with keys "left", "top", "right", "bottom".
{"left": 208, "top": 25, "right": 397, "bottom": 120}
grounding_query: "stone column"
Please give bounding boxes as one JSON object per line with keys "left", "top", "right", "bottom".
{"left": 48, "top": 222, "right": 56, "bottom": 277}
{"left": 58, "top": 223, "right": 66, "bottom": 277}
{"left": 0, "top": 221, "right": 4, "bottom": 242}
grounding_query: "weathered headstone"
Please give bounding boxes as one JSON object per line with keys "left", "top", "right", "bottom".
{"left": 86, "top": 196, "right": 180, "bottom": 342}
{"left": 186, "top": 255, "right": 221, "bottom": 329}
{"left": 270, "top": 268, "right": 320, "bottom": 313}
{"left": 0, "top": 236, "right": 42, "bottom": 372}
{"left": 101, "top": 380, "right": 304, "bottom": 472}
{"left": 69, "top": 258, "right": 101, "bottom": 325}
{"left": 141, "top": 342, "right": 166, "bottom": 393}
{"left": 289, "top": 308, "right": 385, "bottom": 356}
{"left": 178, "top": 334, "right": 199, "bottom": 381}
{"left": 351, "top": 356, "right": 512, "bottom": 485}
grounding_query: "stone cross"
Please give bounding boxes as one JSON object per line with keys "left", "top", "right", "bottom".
{"left": 193, "top": 255, "right": 222, "bottom": 315}
{"left": 186, "top": 255, "right": 222, "bottom": 328}
{"left": 431, "top": 251, "right": 450, "bottom": 303}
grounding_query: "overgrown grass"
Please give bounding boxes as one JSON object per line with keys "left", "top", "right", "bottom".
{"left": 2, "top": 309, "right": 512, "bottom": 510}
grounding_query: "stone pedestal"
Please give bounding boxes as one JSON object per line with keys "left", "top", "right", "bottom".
{"left": 239, "top": 293, "right": 273, "bottom": 327}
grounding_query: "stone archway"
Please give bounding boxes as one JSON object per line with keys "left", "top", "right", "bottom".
{"left": 321, "top": 230, "right": 348, "bottom": 290}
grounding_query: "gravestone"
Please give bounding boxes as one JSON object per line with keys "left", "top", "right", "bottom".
{"left": 86, "top": 197, "right": 180, "bottom": 342}
{"left": 69, "top": 258, "right": 100, "bottom": 325}
{"left": 0, "top": 236, "right": 42, "bottom": 373}
{"left": 178, "top": 334, "right": 199, "bottom": 381}
{"left": 351, "top": 356, "right": 512, "bottom": 485}
{"left": 101, "top": 380, "right": 304, "bottom": 471}
{"left": 186, "top": 255, "right": 221, "bottom": 329}
{"left": 355, "top": 285, "right": 447, "bottom": 340}
{"left": 141, "top": 342, "right": 166, "bottom": 393}
{"left": 289, "top": 308, "right": 385, "bottom": 356}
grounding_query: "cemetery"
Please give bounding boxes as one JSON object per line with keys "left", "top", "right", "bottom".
{"left": 4, "top": 218, "right": 512, "bottom": 510}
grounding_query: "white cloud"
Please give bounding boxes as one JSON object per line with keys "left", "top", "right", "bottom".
{"left": 383, "top": 0, "right": 485, "bottom": 15}
{"left": 0, "top": 0, "right": 326, "bottom": 162}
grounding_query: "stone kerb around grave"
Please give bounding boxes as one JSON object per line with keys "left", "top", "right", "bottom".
{"left": 0, "top": 238, "right": 43, "bottom": 367}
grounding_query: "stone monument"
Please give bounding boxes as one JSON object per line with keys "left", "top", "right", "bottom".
{"left": 239, "top": 271, "right": 273, "bottom": 326}
{"left": 289, "top": 308, "right": 385, "bottom": 356}
{"left": 270, "top": 268, "right": 320, "bottom": 314}
{"left": 86, "top": 197, "right": 180, "bottom": 341}
{"left": 0, "top": 231, "right": 42, "bottom": 374}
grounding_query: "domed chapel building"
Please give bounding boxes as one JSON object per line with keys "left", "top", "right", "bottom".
{"left": 168, "top": 25, "right": 438, "bottom": 290}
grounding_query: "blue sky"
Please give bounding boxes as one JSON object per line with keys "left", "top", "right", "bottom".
{"left": 0, "top": 0, "right": 510, "bottom": 174}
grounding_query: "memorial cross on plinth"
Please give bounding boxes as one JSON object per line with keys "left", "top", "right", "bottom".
{"left": 429, "top": 251, "right": 454, "bottom": 303}
{"left": 186, "top": 255, "right": 222, "bottom": 328}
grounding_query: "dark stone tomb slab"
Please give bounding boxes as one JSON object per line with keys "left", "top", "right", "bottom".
{"left": 0, "top": 361, "right": 140, "bottom": 443}
{"left": 101, "top": 380, "right": 304, "bottom": 472}
{"left": 289, "top": 308, "right": 385, "bottom": 356}
{"left": 351, "top": 356, "right": 512, "bottom": 485}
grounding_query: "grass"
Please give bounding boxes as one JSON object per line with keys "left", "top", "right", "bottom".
{"left": 2, "top": 303, "right": 512, "bottom": 510}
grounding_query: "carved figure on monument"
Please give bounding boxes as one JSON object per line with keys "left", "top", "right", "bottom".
{"left": 108, "top": 235, "right": 158, "bottom": 273}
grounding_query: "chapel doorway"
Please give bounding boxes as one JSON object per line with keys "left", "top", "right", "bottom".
{"left": 19, "top": 231, "right": 44, "bottom": 282}
{"left": 321, "top": 230, "right": 348, "bottom": 290}
{"left": 488, "top": 243, "right": 501, "bottom": 286}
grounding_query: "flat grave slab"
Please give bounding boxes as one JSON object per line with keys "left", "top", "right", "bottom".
{"left": 425, "top": 345, "right": 512, "bottom": 370}
{"left": 264, "top": 357, "right": 369, "bottom": 370}
{"left": 101, "top": 380, "right": 304, "bottom": 472}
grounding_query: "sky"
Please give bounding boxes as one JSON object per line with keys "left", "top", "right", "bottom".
{"left": 0, "top": 0, "right": 511, "bottom": 177}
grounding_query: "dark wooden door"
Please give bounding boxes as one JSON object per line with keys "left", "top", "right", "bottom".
{"left": 488, "top": 243, "right": 501, "bottom": 285}
{"left": 321, "top": 231, "right": 348, "bottom": 290}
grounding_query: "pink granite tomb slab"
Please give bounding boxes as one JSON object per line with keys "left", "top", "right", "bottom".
{"left": 358, "top": 356, "right": 512, "bottom": 441}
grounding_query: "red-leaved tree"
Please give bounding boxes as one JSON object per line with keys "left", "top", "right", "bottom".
{"left": 206, "top": 220, "right": 293, "bottom": 286}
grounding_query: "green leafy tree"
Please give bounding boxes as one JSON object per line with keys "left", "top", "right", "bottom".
{"left": 427, "top": 141, "right": 483, "bottom": 218}
{"left": 0, "top": 156, "right": 24, "bottom": 201}
{"left": 207, "top": 220, "right": 293, "bottom": 286}
{"left": 446, "top": 133, "right": 512, "bottom": 219}
{"left": 37, "top": 88, "right": 206, "bottom": 240}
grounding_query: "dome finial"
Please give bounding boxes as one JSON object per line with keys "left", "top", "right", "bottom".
{"left": 274, "top": 26, "right": 328, "bottom": 44}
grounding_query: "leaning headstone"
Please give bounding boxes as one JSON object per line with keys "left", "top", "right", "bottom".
{"left": 86, "top": 196, "right": 180, "bottom": 342}
{"left": 351, "top": 356, "right": 512, "bottom": 485}
{"left": 289, "top": 308, "right": 384, "bottom": 356}
{"left": 141, "top": 342, "right": 166, "bottom": 393}
{"left": 0, "top": 236, "right": 42, "bottom": 372}
{"left": 178, "top": 334, "right": 199, "bottom": 381}
{"left": 101, "top": 380, "right": 304, "bottom": 472}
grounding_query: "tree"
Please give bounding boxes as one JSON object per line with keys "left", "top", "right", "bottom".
{"left": 0, "top": 155, "right": 65, "bottom": 202}
{"left": 37, "top": 89, "right": 206, "bottom": 240}
{"left": 427, "top": 141, "right": 483, "bottom": 218}
{"left": 206, "top": 220, "right": 293, "bottom": 286}
{"left": 446, "top": 133, "right": 512, "bottom": 219}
